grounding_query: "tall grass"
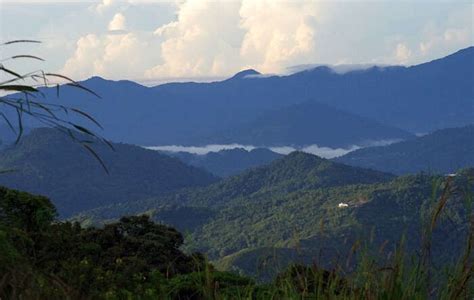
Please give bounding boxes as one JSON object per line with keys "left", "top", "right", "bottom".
{"left": 157, "top": 176, "right": 473, "bottom": 299}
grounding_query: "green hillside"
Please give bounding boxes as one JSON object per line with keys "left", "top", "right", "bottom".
{"left": 195, "top": 171, "right": 472, "bottom": 270}
{"left": 3, "top": 184, "right": 472, "bottom": 298}
{"left": 0, "top": 128, "right": 217, "bottom": 216}
{"left": 76, "top": 152, "right": 394, "bottom": 222}
{"left": 76, "top": 152, "right": 473, "bottom": 280}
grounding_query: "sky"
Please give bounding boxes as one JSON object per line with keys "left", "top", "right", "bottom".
{"left": 0, "top": 0, "right": 472, "bottom": 84}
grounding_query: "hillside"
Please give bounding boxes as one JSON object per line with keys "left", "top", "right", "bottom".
{"left": 76, "top": 154, "right": 473, "bottom": 279}
{"left": 5, "top": 179, "right": 471, "bottom": 297}
{"left": 205, "top": 101, "right": 413, "bottom": 148}
{"left": 190, "top": 172, "right": 471, "bottom": 260}
{"left": 0, "top": 128, "right": 217, "bottom": 216}
{"left": 335, "top": 125, "right": 474, "bottom": 174}
{"left": 166, "top": 148, "right": 283, "bottom": 177}
{"left": 19, "top": 47, "right": 473, "bottom": 146}
{"left": 210, "top": 170, "right": 473, "bottom": 279}
{"left": 75, "top": 152, "right": 394, "bottom": 226}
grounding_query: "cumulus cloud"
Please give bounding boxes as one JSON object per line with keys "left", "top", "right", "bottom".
{"left": 145, "top": 0, "right": 243, "bottom": 78}
{"left": 239, "top": 0, "right": 320, "bottom": 73}
{"left": 145, "top": 0, "right": 321, "bottom": 78}
{"left": 61, "top": 13, "right": 159, "bottom": 80}
{"left": 59, "top": 0, "right": 472, "bottom": 80}
{"left": 61, "top": 32, "right": 155, "bottom": 79}
{"left": 394, "top": 43, "right": 412, "bottom": 64}
{"left": 93, "top": 0, "right": 116, "bottom": 13}
{"left": 419, "top": 27, "right": 471, "bottom": 57}
{"left": 108, "top": 13, "right": 127, "bottom": 31}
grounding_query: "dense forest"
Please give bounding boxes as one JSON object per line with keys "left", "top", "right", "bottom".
{"left": 1, "top": 183, "right": 472, "bottom": 299}
{"left": 74, "top": 153, "right": 474, "bottom": 286}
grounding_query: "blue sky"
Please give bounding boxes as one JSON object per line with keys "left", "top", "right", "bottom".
{"left": 0, "top": 0, "right": 472, "bottom": 84}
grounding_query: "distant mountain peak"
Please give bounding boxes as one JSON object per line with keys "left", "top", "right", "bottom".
{"left": 230, "top": 69, "right": 261, "bottom": 79}
{"left": 80, "top": 75, "right": 147, "bottom": 89}
{"left": 83, "top": 76, "right": 108, "bottom": 83}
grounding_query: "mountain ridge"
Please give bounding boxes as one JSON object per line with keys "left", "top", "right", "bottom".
{"left": 14, "top": 46, "right": 472, "bottom": 147}
{"left": 0, "top": 128, "right": 218, "bottom": 216}
{"left": 335, "top": 125, "right": 474, "bottom": 174}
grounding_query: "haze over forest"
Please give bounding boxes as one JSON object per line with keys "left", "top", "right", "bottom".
{"left": 0, "top": 1, "right": 473, "bottom": 298}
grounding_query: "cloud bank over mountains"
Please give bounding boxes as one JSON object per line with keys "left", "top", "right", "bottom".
{"left": 2, "top": 0, "right": 472, "bottom": 81}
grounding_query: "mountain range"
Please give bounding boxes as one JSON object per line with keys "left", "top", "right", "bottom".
{"left": 0, "top": 128, "right": 217, "bottom": 216}
{"left": 164, "top": 148, "right": 283, "bottom": 177}
{"left": 16, "top": 47, "right": 473, "bottom": 148}
{"left": 201, "top": 101, "right": 413, "bottom": 147}
{"left": 335, "top": 125, "right": 474, "bottom": 174}
{"left": 75, "top": 152, "right": 473, "bottom": 279}
{"left": 74, "top": 151, "right": 395, "bottom": 222}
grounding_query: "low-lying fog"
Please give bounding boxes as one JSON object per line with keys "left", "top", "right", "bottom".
{"left": 146, "top": 139, "right": 400, "bottom": 159}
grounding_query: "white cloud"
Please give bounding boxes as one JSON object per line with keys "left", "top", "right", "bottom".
{"left": 146, "top": 143, "right": 362, "bottom": 159}
{"left": 145, "top": 0, "right": 243, "bottom": 78}
{"left": 420, "top": 27, "right": 471, "bottom": 56}
{"left": 60, "top": 11, "right": 164, "bottom": 80}
{"left": 146, "top": 0, "right": 321, "bottom": 77}
{"left": 108, "top": 13, "right": 126, "bottom": 31}
{"left": 239, "top": 0, "right": 320, "bottom": 73}
{"left": 61, "top": 32, "right": 157, "bottom": 80}
{"left": 61, "top": 34, "right": 104, "bottom": 79}
{"left": 55, "top": 0, "right": 472, "bottom": 81}
{"left": 394, "top": 43, "right": 412, "bottom": 64}
{"left": 94, "top": 0, "right": 115, "bottom": 13}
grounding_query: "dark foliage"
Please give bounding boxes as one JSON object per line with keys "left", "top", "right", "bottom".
{"left": 0, "top": 187, "right": 208, "bottom": 298}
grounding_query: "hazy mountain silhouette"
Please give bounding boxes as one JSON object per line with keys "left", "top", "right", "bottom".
{"left": 25, "top": 47, "right": 473, "bottom": 147}
{"left": 0, "top": 128, "right": 217, "bottom": 216}
{"left": 204, "top": 101, "right": 413, "bottom": 147}
{"left": 335, "top": 125, "right": 474, "bottom": 174}
{"left": 166, "top": 148, "right": 283, "bottom": 177}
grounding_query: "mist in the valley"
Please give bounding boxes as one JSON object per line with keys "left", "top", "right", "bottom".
{"left": 146, "top": 139, "right": 401, "bottom": 159}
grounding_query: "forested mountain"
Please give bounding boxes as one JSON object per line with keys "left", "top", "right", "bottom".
{"left": 192, "top": 171, "right": 472, "bottom": 262}
{"left": 202, "top": 101, "right": 413, "bottom": 147}
{"left": 5, "top": 179, "right": 470, "bottom": 297}
{"left": 17, "top": 47, "right": 473, "bottom": 146}
{"left": 0, "top": 128, "right": 217, "bottom": 216}
{"left": 77, "top": 167, "right": 473, "bottom": 280}
{"left": 166, "top": 148, "right": 283, "bottom": 177}
{"left": 75, "top": 152, "right": 394, "bottom": 223}
{"left": 335, "top": 125, "right": 474, "bottom": 174}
